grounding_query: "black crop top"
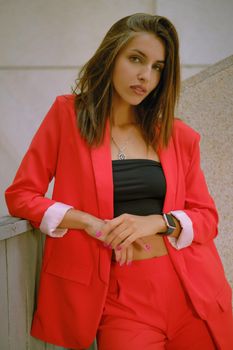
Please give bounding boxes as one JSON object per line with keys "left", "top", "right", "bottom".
{"left": 112, "top": 159, "right": 166, "bottom": 217}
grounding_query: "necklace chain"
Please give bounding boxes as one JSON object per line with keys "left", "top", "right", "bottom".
{"left": 111, "top": 136, "right": 129, "bottom": 160}
{"left": 111, "top": 135, "right": 149, "bottom": 160}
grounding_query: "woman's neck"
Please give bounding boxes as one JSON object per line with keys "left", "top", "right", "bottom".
{"left": 111, "top": 99, "right": 136, "bottom": 127}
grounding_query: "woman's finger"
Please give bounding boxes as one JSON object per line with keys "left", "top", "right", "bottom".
{"left": 110, "top": 227, "right": 133, "bottom": 249}
{"left": 118, "top": 247, "right": 127, "bottom": 266}
{"left": 125, "top": 245, "right": 133, "bottom": 266}
{"left": 114, "top": 248, "right": 121, "bottom": 263}
{"left": 104, "top": 222, "right": 128, "bottom": 246}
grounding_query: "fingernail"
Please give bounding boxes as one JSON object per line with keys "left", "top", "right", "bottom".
{"left": 116, "top": 245, "right": 122, "bottom": 251}
{"left": 127, "top": 261, "right": 132, "bottom": 266}
{"left": 103, "top": 242, "right": 112, "bottom": 249}
{"left": 144, "top": 243, "right": 152, "bottom": 251}
{"left": 95, "top": 231, "right": 103, "bottom": 238}
{"left": 119, "top": 262, "right": 124, "bottom": 266}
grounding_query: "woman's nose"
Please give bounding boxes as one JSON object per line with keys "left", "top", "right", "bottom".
{"left": 137, "top": 66, "right": 152, "bottom": 82}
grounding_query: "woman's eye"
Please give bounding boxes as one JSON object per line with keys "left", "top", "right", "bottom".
{"left": 129, "top": 56, "right": 141, "bottom": 63}
{"left": 153, "top": 64, "right": 163, "bottom": 72}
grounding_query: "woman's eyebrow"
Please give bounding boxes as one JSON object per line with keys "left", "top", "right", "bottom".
{"left": 130, "top": 49, "right": 165, "bottom": 64}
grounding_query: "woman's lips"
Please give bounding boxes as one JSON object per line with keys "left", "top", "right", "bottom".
{"left": 130, "top": 85, "right": 147, "bottom": 96}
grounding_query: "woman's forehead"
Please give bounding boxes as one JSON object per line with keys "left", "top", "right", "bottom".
{"left": 122, "top": 32, "right": 165, "bottom": 61}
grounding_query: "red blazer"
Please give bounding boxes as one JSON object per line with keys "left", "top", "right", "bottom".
{"left": 5, "top": 95, "right": 233, "bottom": 349}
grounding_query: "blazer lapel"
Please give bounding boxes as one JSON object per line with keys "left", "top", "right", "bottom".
{"left": 90, "top": 120, "right": 114, "bottom": 220}
{"left": 159, "top": 138, "right": 178, "bottom": 213}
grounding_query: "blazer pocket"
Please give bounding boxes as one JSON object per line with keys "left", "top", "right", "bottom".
{"left": 45, "top": 258, "right": 93, "bottom": 286}
{"left": 44, "top": 233, "right": 94, "bottom": 286}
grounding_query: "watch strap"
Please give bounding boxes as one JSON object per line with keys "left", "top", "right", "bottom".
{"left": 161, "top": 213, "right": 176, "bottom": 235}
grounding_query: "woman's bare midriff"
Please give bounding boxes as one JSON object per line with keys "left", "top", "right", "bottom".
{"left": 112, "top": 233, "right": 168, "bottom": 261}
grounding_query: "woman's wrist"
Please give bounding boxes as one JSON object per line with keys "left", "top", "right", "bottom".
{"left": 154, "top": 214, "right": 181, "bottom": 238}
{"left": 149, "top": 214, "right": 167, "bottom": 234}
{"left": 83, "top": 213, "right": 100, "bottom": 233}
{"left": 59, "top": 208, "right": 95, "bottom": 230}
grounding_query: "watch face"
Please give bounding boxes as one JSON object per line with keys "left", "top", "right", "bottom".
{"left": 166, "top": 214, "right": 176, "bottom": 229}
{"left": 161, "top": 213, "right": 176, "bottom": 235}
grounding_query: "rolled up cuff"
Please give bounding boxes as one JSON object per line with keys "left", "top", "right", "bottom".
{"left": 40, "top": 202, "right": 73, "bottom": 237}
{"left": 167, "top": 210, "right": 194, "bottom": 250}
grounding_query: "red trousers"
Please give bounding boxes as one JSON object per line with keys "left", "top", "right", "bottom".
{"left": 97, "top": 255, "right": 217, "bottom": 350}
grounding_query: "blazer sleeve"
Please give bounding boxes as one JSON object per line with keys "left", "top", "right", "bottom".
{"left": 181, "top": 132, "right": 218, "bottom": 244}
{"left": 5, "top": 97, "right": 70, "bottom": 229}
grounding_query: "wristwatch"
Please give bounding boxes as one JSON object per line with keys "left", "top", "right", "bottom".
{"left": 160, "top": 213, "right": 176, "bottom": 235}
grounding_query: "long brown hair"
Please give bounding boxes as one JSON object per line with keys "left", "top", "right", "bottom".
{"left": 73, "top": 13, "right": 180, "bottom": 148}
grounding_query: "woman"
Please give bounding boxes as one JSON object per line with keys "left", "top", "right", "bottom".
{"left": 5, "top": 13, "right": 233, "bottom": 350}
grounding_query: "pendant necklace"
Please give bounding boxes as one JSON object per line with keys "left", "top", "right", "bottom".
{"left": 111, "top": 136, "right": 129, "bottom": 160}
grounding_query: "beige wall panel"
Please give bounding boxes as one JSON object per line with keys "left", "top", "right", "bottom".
{"left": 0, "top": 0, "right": 155, "bottom": 216}
{"left": 0, "top": 69, "right": 77, "bottom": 216}
{"left": 0, "top": 0, "right": 155, "bottom": 67}
{"left": 0, "top": 240, "right": 9, "bottom": 349}
{"left": 156, "top": 0, "right": 233, "bottom": 65}
{"left": 7, "top": 233, "right": 33, "bottom": 349}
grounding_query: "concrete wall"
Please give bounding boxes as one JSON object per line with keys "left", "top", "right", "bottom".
{"left": 178, "top": 55, "right": 233, "bottom": 285}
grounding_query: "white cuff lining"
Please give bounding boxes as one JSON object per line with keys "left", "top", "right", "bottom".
{"left": 167, "top": 210, "right": 194, "bottom": 250}
{"left": 40, "top": 202, "right": 73, "bottom": 237}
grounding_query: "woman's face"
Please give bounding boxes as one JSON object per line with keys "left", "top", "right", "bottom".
{"left": 112, "top": 32, "right": 165, "bottom": 108}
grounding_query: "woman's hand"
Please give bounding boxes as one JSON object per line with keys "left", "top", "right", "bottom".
{"left": 101, "top": 213, "right": 166, "bottom": 250}
{"left": 84, "top": 214, "right": 155, "bottom": 263}
{"left": 114, "top": 244, "right": 134, "bottom": 266}
{"left": 59, "top": 208, "right": 107, "bottom": 242}
{"left": 84, "top": 214, "right": 107, "bottom": 240}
